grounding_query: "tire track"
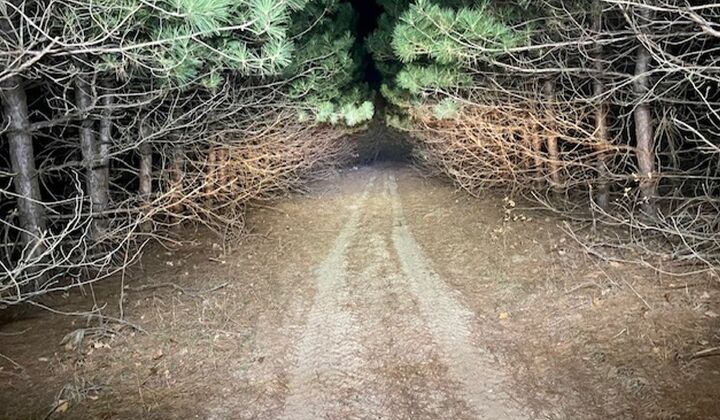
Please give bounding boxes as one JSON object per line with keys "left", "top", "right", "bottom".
{"left": 280, "top": 175, "right": 386, "bottom": 420}
{"left": 388, "top": 174, "right": 525, "bottom": 419}
{"left": 345, "top": 231, "right": 474, "bottom": 419}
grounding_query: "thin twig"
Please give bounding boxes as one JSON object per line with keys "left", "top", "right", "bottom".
{"left": 127, "top": 282, "right": 229, "bottom": 296}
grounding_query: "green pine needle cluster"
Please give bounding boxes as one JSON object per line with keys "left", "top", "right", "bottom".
{"left": 367, "top": 0, "right": 525, "bottom": 119}
{"left": 285, "top": 1, "right": 373, "bottom": 126}
{"left": 432, "top": 97, "right": 460, "bottom": 119}
{"left": 168, "top": 0, "right": 234, "bottom": 33}
{"left": 396, "top": 64, "right": 470, "bottom": 94}
{"left": 67, "top": 0, "right": 372, "bottom": 126}
{"left": 392, "top": 0, "right": 523, "bottom": 64}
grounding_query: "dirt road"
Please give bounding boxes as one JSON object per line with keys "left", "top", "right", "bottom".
{"left": 2, "top": 165, "right": 719, "bottom": 419}
{"left": 275, "top": 172, "right": 523, "bottom": 419}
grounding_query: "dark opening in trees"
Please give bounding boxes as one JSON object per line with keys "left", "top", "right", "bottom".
{"left": 349, "top": 0, "right": 383, "bottom": 88}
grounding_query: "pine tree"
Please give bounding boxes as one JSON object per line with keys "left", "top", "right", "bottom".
{"left": 1, "top": 0, "right": 47, "bottom": 282}
{"left": 53, "top": 0, "right": 309, "bottom": 228}
{"left": 369, "top": 0, "right": 525, "bottom": 121}
{"left": 285, "top": 0, "right": 373, "bottom": 126}
{"left": 2, "top": 0, "right": 371, "bottom": 297}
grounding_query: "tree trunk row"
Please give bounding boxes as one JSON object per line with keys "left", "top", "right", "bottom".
{"left": 1, "top": 3, "right": 46, "bottom": 279}
{"left": 633, "top": 6, "right": 657, "bottom": 215}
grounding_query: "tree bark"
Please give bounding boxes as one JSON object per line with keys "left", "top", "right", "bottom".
{"left": 76, "top": 75, "right": 108, "bottom": 239}
{"left": 543, "top": 80, "right": 561, "bottom": 188}
{"left": 1, "top": 0, "right": 47, "bottom": 289}
{"left": 138, "top": 122, "right": 153, "bottom": 231}
{"left": 97, "top": 81, "right": 113, "bottom": 225}
{"left": 217, "top": 147, "right": 227, "bottom": 192}
{"left": 205, "top": 146, "right": 217, "bottom": 203}
{"left": 139, "top": 138, "right": 152, "bottom": 201}
{"left": 633, "top": 7, "right": 657, "bottom": 214}
{"left": 1, "top": 76, "right": 46, "bottom": 258}
{"left": 592, "top": 0, "right": 610, "bottom": 210}
{"left": 170, "top": 144, "right": 184, "bottom": 217}
{"left": 530, "top": 126, "right": 544, "bottom": 186}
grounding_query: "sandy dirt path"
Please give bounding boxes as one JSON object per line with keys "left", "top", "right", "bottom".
{"left": 276, "top": 170, "right": 524, "bottom": 419}
{"left": 4, "top": 164, "right": 717, "bottom": 419}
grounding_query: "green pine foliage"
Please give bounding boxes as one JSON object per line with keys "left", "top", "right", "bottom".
{"left": 68, "top": 0, "right": 300, "bottom": 86}
{"left": 148, "top": 0, "right": 301, "bottom": 84}
{"left": 432, "top": 97, "right": 460, "bottom": 120}
{"left": 285, "top": 0, "right": 374, "bottom": 126}
{"left": 65, "top": 0, "right": 372, "bottom": 126}
{"left": 396, "top": 64, "right": 470, "bottom": 94}
{"left": 392, "top": 0, "right": 524, "bottom": 64}
{"left": 368, "top": 0, "right": 524, "bottom": 115}
{"left": 366, "top": 0, "right": 411, "bottom": 80}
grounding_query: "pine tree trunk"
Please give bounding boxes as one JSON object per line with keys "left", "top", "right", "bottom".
{"left": 96, "top": 81, "right": 113, "bottom": 229}
{"left": 593, "top": 0, "right": 610, "bottom": 210}
{"left": 139, "top": 142, "right": 152, "bottom": 201}
{"left": 1, "top": 0, "right": 47, "bottom": 289}
{"left": 138, "top": 123, "right": 153, "bottom": 231}
{"left": 205, "top": 146, "right": 217, "bottom": 203}
{"left": 543, "top": 80, "right": 561, "bottom": 188}
{"left": 217, "top": 148, "right": 227, "bottom": 192}
{"left": 170, "top": 144, "right": 184, "bottom": 217}
{"left": 76, "top": 75, "right": 108, "bottom": 239}
{"left": 594, "top": 98, "right": 610, "bottom": 210}
{"left": 633, "top": 7, "right": 657, "bottom": 214}
{"left": 530, "top": 125, "right": 543, "bottom": 186}
{"left": 1, "top": 76, "right": 47, "bottom": 260}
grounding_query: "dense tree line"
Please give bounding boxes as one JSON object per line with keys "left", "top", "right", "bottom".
{"left": 3, "top": 0, "right": 719, "bottom": 305}
{"left": 0, "top": 0, "right": 373, "bottom": 305}
{"left": 370, "top": 0, "right": 720, "bottom": 271}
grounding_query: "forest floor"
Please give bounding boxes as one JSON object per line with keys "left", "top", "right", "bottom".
{"left": 1, "top": 164, "right": 719, "bottom": 419}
